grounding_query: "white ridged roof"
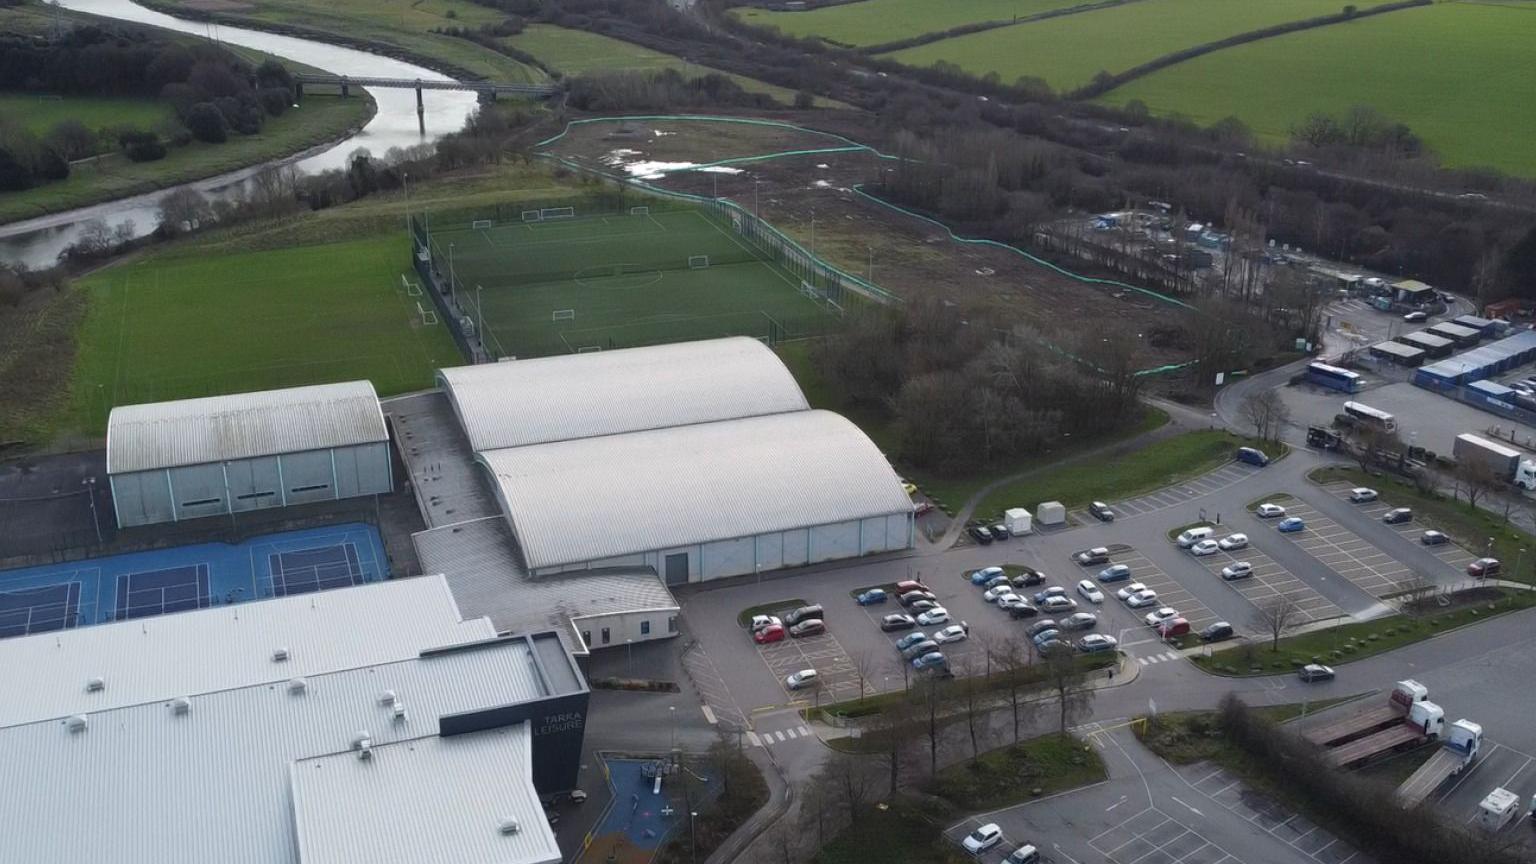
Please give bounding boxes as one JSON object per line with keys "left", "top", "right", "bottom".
{"left": 478, "top": 410, "right": 912, "bottom": 569}
{"left": 0, "top": 641, "right": 550, "bottom": 864}
{"left": 107, "top": 380, "right": 388, "bottom": 474}
{"left": 0, "top": 575, "right": 494, "bottom": 728}
{"left": 437, "top": 337, "right": 809, "bottom": 452}
{"left": 292, "top": 724, "right": 560, "bottom": 864}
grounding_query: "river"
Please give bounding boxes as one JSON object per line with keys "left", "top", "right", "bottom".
{"left": 0, "top": 0, "right": 478, "bottom": 269}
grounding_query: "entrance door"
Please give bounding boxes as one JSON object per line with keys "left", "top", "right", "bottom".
{"left": 664, "top": 553, "right": 689, "bottom": 585}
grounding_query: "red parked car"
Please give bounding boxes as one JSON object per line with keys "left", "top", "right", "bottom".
{"left": 1157, "top": 618, "right": 1191, "bottom": 639}
{"left": 894, "top": 580, "right": 928, "bottom": 595}
{"left": 753, "top": 624, "right": 786, "bottom": 644}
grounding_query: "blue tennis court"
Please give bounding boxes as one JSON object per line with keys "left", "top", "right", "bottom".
{"left": 0, "top": 523, "right": 387, "bottom": 639}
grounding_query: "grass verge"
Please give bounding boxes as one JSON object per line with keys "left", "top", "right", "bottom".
{"left": 1311, "top": 465, "right": 1536, "bottom": 583}
{"left": 814, "top": 796, "right": 963, "bottom": 864}
{"left": 810, "top": 653, "right": 1116, "bottom": 722}
{"left": 933, "top": 733, "right": 1105, "bottom": 810}
{"left": 1135, "top": 696, "right": 1361, "bottom": 765}
{"left": 1194, "top": 586, "right": 1536, "bottom": 675}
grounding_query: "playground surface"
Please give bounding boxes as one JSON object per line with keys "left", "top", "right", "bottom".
{"left": 580, "top": 755, "right": 723, "bottom": 864}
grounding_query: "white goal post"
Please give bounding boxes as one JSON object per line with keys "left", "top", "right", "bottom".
{"left": 552, "top": 309, "right": 576, "bottom": 322}
{"left": 521, "top": 210, "right": 541, "bottom": 223}
{"left": 471, "top": 219, "right": 493, "bottom": 230}
{"left": 401, "top": 274, "right": 422, "bottom": 297}
{"left": 629, "top": 206, "right": 650, "bottom": 216}
{"left": 688, "top": 255, "right": 710, "bottom": 270}
{"left": 541, "top": 206, "right": 575, "bottom": 220}
{"left": 415, "top": 302, "right": 438, "bottom": 326}
{"left": 576, "top": 345, "right": 603, "bottom": 353}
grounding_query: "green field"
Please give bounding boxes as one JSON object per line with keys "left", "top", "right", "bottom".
{"left": 431, "top": 207, "right": 841, "bottom": 358}
{"left": 505, "top": 24, "right": 841, "bottom": 107}
{"left": 1100, "top": 2, "right": 1536, "bottom": 175}
{"left": 0, "top": 92, "right": 173, "bottom": 144}
{"left": 729, "top": 0, "right": 1089, "bottom": 48}
{"left": 883, "top": 0, "right": 1391, "bottom": 92}
{"left": 66, "top": 233, "right": 461, "bottom": 435}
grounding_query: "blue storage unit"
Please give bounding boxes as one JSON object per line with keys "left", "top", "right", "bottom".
{"left": 1453, "top": 315, "right": 1498, "bottom": 336}
{"left": 1415, "top": 329, "right": 1536, "bottom": 392}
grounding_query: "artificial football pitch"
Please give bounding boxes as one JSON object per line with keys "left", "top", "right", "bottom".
{"left": 428, "top": 207, "right": 840, "bottom": 358}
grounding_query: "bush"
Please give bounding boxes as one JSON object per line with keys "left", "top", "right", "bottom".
{"left": 257, "top": 86, "right": 290, "bottom": 117}
{"left": 36, "top": 147, "right": 69, "bottom": 181}
{"left": 118, "top": 130, "right": 167, "bottom": 162}
{"left": 0, "top": 147, "right": 33, "bottom": 191}
{"left": 185, "top": 102, "right": 228, "bottom": 143}
{"left": 794, "top": 89, "right": 814, "bottom": 109}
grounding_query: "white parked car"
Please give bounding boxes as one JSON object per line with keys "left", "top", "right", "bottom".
{"left": 1221, "top": 561, "right": 1254, "bottom": 580}
{"left": 1077, "top": 579, "right": 1104, "bottom": 604}
{"left": 750, "top": 615, "right": 781, "bottom": 633}
{"left": 983, "top": 585, "right": 1017, "bottom": 603}
{"left": 1040, "top": 595, "right": 1078, "bottom": 613}
{"left": 1116, "top": 582, "right": 1148, "bottom": 601}
{"left": 933, "top": 625, "right": 968, "bottom": 644}
{"left": 1125, "top": 589, "right": 1159, "bottom": 608}
{"left": 1144, "top": 607, "right": 1179, "bottom": 627}
{"left": 963, "top": 824, "right": 1003, "bottom": 854}
{"left": 1189, "top": 539, "right": 1220, "bottom": 557}
{"left": 1217, "top": 533, "right": 1248, "bottom": 551}
{"left": 1256, "top": 503, "right": 1287, "bottom": 518}
{"left": 785, "top": 669, "right": 818, "bottom": 690}
{"left": 916, "top": 607, "right": 951, "bottom": 626}
{"left": 1349, "top": 487, "right": 1378, "bottom": 503}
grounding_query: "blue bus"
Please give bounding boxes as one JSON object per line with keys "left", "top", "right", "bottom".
{"left": 1306, "top": 362, "right": 1362, "bottom": 394}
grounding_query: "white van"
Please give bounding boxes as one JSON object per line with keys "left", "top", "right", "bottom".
{"left": 1176, "top": 526, "right": 1215, "bottom": 548}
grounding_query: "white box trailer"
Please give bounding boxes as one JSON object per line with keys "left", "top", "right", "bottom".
{"left": 1479, "top": 787, "right": 1521, "bottom": 832}
{"left": 1004, "top": 508, "right": 1033, "bottom": 536}
{"left": 1036, "top": 501, "right": 1066, "bottom": 526}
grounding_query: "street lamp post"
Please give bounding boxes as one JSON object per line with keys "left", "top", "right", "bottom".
{"left": 626, "top": 638, "right": 633, "bottom": 677}
{"left": 476, "top": 284, "right": 485, "bottom": 356}
{"left": 669, "top": 705, "right": 677, "bottom": 750}
{"left": 689, "top": 811, "right": 698, "bottom": 864}
{"left": 1519, "top": 548, "right": 1527, "bottom": 583}
{"left": 81, "top": 477, "right": 102, "bottom": 544}
{"left": 448, "top": 242, "right": 456, "bottom": 301}
{"left": 754, "top": 180, "right": 760, "bottom": 218}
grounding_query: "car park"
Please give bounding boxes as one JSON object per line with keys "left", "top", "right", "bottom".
{"left": 982, "top": 574, "right": 1011, "bottom": 590}
{"left": 1156, "top": 617, "right": 1190, "bottom": 639}
{"left": 894, "top": 632, "right": 929, "bottom": 652}
{"left": 1125, "top": 589, "right": 1159, "bottom": 608}
{"left": 1040, "top": 595, "right": 1078, "bottom": 613}
{"left": 900, "top": 590, "right": 938, "bottom": 607}
{"left": 749, "top": 615, "right": 781, "bottom": 633}
{"left": 967, "top": 526, "right": 993, "bottom": 545}
{"left": 1189, "top": 539, "right": 1220, "bottom": 557}
{"left": 855, "top": 589, "right": 888, "bottom": 606}
{"left": 1220, "top": 561, "right": 1253, "bottom": 581}
{"left": 983, "top": 585, "right": 1017, "bottom": 603}
{"left": 912, "top": 651, "right": 948, "bottom": 670}
{"left": 1077, "top": 634, "right": 1118, "bottom": 653}
{"left": 1076, "top": 547, "right": 1110, "bottom": 566}
{"left": 1468, "top": 557, "right": 1502, "bottom": 578}
{"left": 785, "top": 669, "right": 818, "bottom": 690}
{"left": 1277, "top": 517, "right": 1306, "bottom": 533}
{"left": 1097, "top": 564, "right": 1132, "bottom": 583}
{"left": 1176, "top": 526, "right": 1215, "bottom": 548}
{"left": 968, "top": 566, "right": 1004, "bottom": 585}
{"left": 1298, "top": 663, "right": 1335, "bottom": 682}
{"left": 880, "top": 614, "right": 916, "bottom": 632}
{"left": 1005, "top": 600, "right": 1039, "bottom": 619}
{"left": 1144, "top": 607, "right": 1179, "bottom": 627}
{"left": 754, "top": 624, "right": 786, "bottom": 644}
{"left": 1349, "top": 487, "right": 1378, "bottom": 503}
{"left": 1115, "top": 582, "right": 1148, "bottom": 601}
{"left": 988, "top": 524, "right": 1011, "bottom": 542}
{"left": 1383, "top": 507, "right": 1413, "bottom": 524}
{"left": 1200, "top": 622, "right": 1235, "bottom": 643}
{"left": 1011, "top": 571, "right": 1046, "bottom": 588}
{"left": 1217, "top": 533, "right": 1248, "bottom": 551}
{"left": 962, "top": 824, "right": 1002, "bottom": 854}
{"left": 1061, "top": 611, "right": 1097, "bottom": 631}
{"left": 1421, "top": 530, "right": 1449, "bottom": 546}
{"left": 789, "top": 619, "right": 825, "bottom": 638}
{"left": 895, "top": 579, "right": 928, "bottom": 594}
{"left": 916, "top": 608, "right": 950, "bottom": 626}
{"left": 906, "top": 599, "right": 938, "bottom": 613}
{"left": 901, "top": 639, "right": 940, "bottom": 660}
{"left": 1077, "top": 580, "right": 1104, "bottom": 604}
{"left": 783, "top": 605, "right": 823, "bottom": 626}
{"left": 1089, "top": 501, "right": 1115, "bottom": 522}
{"left": 933, "top": 625, "right": 968, "bottom": 644}
{"left": 1256, "top": 503, "right": 1287, "bottom": 518}
{"left": 1025, "top": 619, "right": 1058, "bottom": 639}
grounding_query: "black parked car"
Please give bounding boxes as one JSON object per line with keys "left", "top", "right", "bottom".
{"left": 898, "top": 590, "right": 937, "bottom": 607}
{"left": 1011, "top": 571, "right": 1046, "bottom": 589}
{"left": 988, "top": 524, "right": 1011, "bottom": 541}
{"left": 967, "top": 526, "right": 994, "bottom": 545}
{"left": 880, "top": 613, "right": 916, "bottom": 632}
{"left": 1007, "top": 602, "right": 1040, "bottom": 620}
{"left": 1383, "top": 508, "right": 1413, "bottom": 525}
{"left": 1089, "top": 501, "right": 1115, "bottom": 522}
{"left": 1199, "top": 622, "right": 1234, "bottom": 643}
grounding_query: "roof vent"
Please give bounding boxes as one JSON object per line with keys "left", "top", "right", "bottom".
{"left": 353, "top": 730, "right": 373, "bottom": 761}
{"left": 392, "top": 703, "right": 408, "bottom": 723}
{"left": 170, "top": 697, "right": 191, "bottom": 716}
{"left": 271, "top": 647, "right": 290, "bottom": 663}
{"left": 66, "top": 715, "right": 88, "bottom": 733}
{"left": 85, "top": 677, "right": 105, "bottom": 693}
{"left": 288, "top": 677, "right": 308, "bottom": 695}
{"left": 499, "top": 819, "right": 521, "bottom": 836}
{"left": 378, "top": 690, "right": 397, "bottom": 706}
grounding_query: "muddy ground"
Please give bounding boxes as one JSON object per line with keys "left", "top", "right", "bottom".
{"left": 547, "top": 118, "right": 1196, "bottom": 369}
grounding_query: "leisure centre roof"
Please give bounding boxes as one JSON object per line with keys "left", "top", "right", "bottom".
{"left": 107, "top": 380, "right": 387, "bottom": 474}
{"left": 477, "top": 410, "right": 912, "bottom": 569}
{"left": 436, "top": 337, "right": 809, "bottom": 452}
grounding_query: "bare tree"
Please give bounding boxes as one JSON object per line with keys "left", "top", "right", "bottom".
{"left": 1043, "top": 652, "right": 1095, "bottom": 734}
{"left": 156, "top": 187, "right": 212, "bottom": 236}
{"left": 952, "top": 654, "right": 985, "bottom": 765}
{"left": 1350, "top": 425, "right": 1403, "bottom": 472}
{"left": 1398, "top": 574, "right": 1437, "bottom": 616}
{"left": 989, "top": 635, "right": 1039, "bottom": 746}
{"left": 1241, "top": 389, "right": 1289, "bottom": 442}
{"left": 820, "top": 750, "right": 879, "bottom": 829}
{"left": 848, "top": 649, "right": 875, "bottom": 703}
{"left": 918, "top": 673, "right": 944, "bottom": 777}
{"left": 863, "top": 698, "right": 914, "bottom": 795}
{"left": 763, "top": 815, "right": 803, "bottom": 864}
{"left": 1250, "top": 593, "right": 1303, "bottom": 652}
{"left": 1453, "top": 457, "right": 1503, "bottom": 510}
{"left": 796, "top": 779, "right": 835, "bottom": 852}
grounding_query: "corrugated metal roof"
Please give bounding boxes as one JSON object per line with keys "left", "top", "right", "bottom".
{"left": 0, "top": 642, "right": 550, "bottom": 864}
{"left": 107, "top": 380, "right": 388, "bottom": 474}
{"left": 478, "top": 410, "right": 913, "bottom": 570}
{"left": 413, "top": 516, "right": 677, "bottom": 649}
{"left": 437, "top": 337, "right": 809, "bottom": 452}
{"left": 292, "top": 724, "right": 560, "bottom": 864}
{"left": 383, "top": 391, "right": 501, "bottom": 528}
{"left": 1370, "top": 341, "right": 1424, "bottom": 358}
{"left": 0, "top": 575, "right": 493, "bottom": 728}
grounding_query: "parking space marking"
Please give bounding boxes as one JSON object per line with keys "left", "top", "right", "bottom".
{"left": 755, "top": 629, "right": 865, "bottom": 701}
{"left": 1319, "top": 482, "right": 1480, "bottom": 572}
{"left": 1277, "top": 499, "right": 1421, "bottom": 599}
{"left": 1114, "top": 549, "right": 1222, "bottom": 633}
{"left": 1070, "top": 462, "right": 1259, "bottom": 523}
{"left": 1179, "top": 765, "right": 1369, "bottom": 864}
{"left": 1187, "top": 543, "right": 1343, "bottom": 624}
{"left": 680, "top": 643, "right": 748, "bottom": 730}
{"left": 1087, "top": 806, "right": 1247, "bottom": 864}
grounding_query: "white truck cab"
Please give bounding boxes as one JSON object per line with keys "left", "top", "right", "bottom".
{"left": 1516, "top": 459, "right": 1536, "bottom": 490}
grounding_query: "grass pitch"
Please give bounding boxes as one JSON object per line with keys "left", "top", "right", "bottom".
{"left": 433, "top": 208, "right": 840, "bottom": 358}
{"left": 882, "top": 0, "right": 1391, "bottom": 92}
{"left": 1099, "top": 2, "right": 1536, "bottom": 176}
{"left": 66, "top": 234, "right": 460, "bottom": 435}
{"left": 728, "top": 0, "right": 1087, "bottom": 48}
{"left": 0, "top": 92, "right": 172, "bottom": 143}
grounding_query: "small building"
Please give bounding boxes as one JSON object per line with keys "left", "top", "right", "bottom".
{"left": 1369, "top": 340, "right": 1425, "bottom": 367}
{"left": 107, "top": 381, "right": 392, "bottom": 528}
{"left": 1392, "top": 279, "right": 1437, "bottom": 306}
{"left": 1451, "top": 314, "right": 1498, "bottom": 336}
{"left": 1426, "top": 322, "right": 1482, "bottom": 348}
{"left": 1484, "top": 298, "right": 1523, "bottom": 320}
{"left": 1399, "top": 330, "right": 1455, "bottom": 359}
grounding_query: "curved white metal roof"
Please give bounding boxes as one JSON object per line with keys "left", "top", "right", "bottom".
{"left": 437, "top": 337, "right": 809, "bottom": 452}
{"left": 477, "top": 410, "right": 912, "bottom": 570}
{"left": 107, "top": 381, "right": 387, "bottom": 474}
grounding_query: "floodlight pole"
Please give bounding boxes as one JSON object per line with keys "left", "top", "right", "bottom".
{"left": 476, "top": 284, "right": 485, "bottom": 355}
{"left": 82, "top": 476, "right": 102, "bottom": 544}
{"left": 448, "top": 242, "right": 456, "bottom": 301}
{"left": 810, "top": 209, "right": 815, "bottom": 256}
{"left": 753, "top": 180, "right": 760, "bottom": 218}
{"left": 868, "top": 245, "right": 874, "bottom": 282}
